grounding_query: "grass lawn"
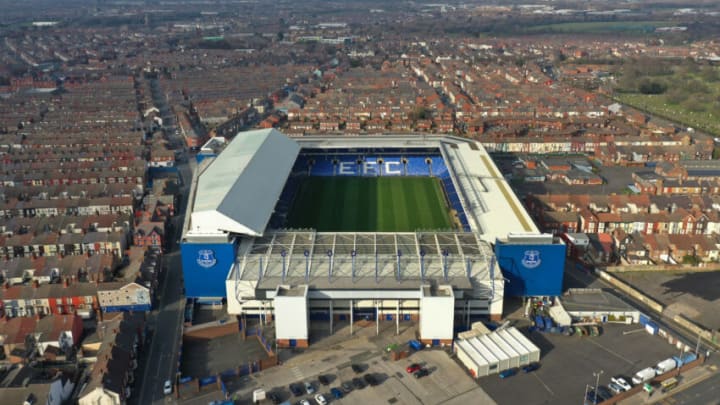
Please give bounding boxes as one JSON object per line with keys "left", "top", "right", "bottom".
{"left": 615, "top": 93, "right": 720, "bottom": 136}
{"left": 526, "top": 21, "right": 673, "bottom": 34}
{"left": 286, "top": 176, "right": 454, "bottom": 232}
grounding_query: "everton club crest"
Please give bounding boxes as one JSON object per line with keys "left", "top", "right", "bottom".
{"left": 197, "top": 249, "right": 217, "bottom": 268}
{"left": 521, "top": 250, "right": 541, "bottom": 269}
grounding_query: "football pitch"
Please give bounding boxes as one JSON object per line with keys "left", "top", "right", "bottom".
{"left": 286, "top": 176, "right": 454, "bottom": 232}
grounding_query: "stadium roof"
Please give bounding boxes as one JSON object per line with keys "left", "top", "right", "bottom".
{"left": 189, "top": 129, "right": 300, "bottom": 237}
{"left": 229, "top": 231, "right": 500, "bottom": 294}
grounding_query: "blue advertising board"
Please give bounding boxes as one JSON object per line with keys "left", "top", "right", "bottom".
{"left": 181, "top": 241, "right": 237, "bottom": 299}
{"left": 494, "top": 241, "right": 566, "bottom": 297}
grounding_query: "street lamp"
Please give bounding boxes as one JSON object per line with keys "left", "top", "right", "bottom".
{"left": 593, "top": 370, "right": 604, "bottom": 404}
{"left": 584, "top": 384, "right": 591, "bottom": 404}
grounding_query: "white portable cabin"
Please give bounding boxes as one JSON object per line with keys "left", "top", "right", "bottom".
{"left": 455, "top": 327, "right": 541, "bottom": 378}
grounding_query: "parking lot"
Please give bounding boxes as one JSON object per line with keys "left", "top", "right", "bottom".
{"left": 614, "top": 270, "right": 720, "bottom": 331}
{"left": 477, "top": 324, "right": 680, "bottom": 405}
{"left": 197, "top": 320, "right": 495, "bottom": 405}
{"left": 180, "top": 332, "right": 270, "bottom": 378}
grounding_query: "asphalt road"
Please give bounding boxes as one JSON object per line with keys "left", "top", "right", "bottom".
{"left": 664, "top": 371, "right": 720, "bottom": 405}
{"left": 134, "top": 250, "right": 186, "bottom": 405}
{"left": 132, "top": 83, "right": 195, "bottom": 405}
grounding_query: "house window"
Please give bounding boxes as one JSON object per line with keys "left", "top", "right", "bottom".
{"left": 56, "top": 298, "right": 62, "bottom": 305}
{"left": 85, "top": 296, "right": 93, "bottom": 304}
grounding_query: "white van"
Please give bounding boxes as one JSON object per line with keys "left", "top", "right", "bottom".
{"left": 654, "top": 358, "right": 677, "bottom": 375}
{"left": 632, "top": 367, "right": 656, "bottom": 385}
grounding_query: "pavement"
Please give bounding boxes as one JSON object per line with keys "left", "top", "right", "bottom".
{"left": 180, "top": 321, "right": 496, "bottom": 405}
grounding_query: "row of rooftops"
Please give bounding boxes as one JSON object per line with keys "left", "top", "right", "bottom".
{"left": 0, "top": 182, "right": 136, "bottom": 202}
{"left": 528, "top": 193, "right": 720, "bottom": 217}
{"left": 0, "top": 248, "right": 162, "bottom": 301}
{"left": 79, "top": 311, "right": 145, "bottom": 401}
{"left": 0, "top": 213, "right": 130, "bottom": 237}
{"left": 0, "top": 313, "right": 82, "bottom": 347}
{"left": 0, "top": 195, "right": 133, "bottom": 211}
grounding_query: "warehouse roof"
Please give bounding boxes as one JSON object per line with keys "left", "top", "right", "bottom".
{"left": 189, "top": 129, "right": 301, "bottom": 237}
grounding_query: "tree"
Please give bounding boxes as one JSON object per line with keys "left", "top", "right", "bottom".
{"left": 638, "top": 79, "right": 666, "bottom": 95}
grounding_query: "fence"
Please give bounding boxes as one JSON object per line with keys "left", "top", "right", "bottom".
{"left": 595, "top": 355, "right": 705, "bottom": 405}
{"left": 177, "top": 321, "right": 278, "bottom": 400}
{"left": 595, "top": 268, "right": 664, "bottom": 313}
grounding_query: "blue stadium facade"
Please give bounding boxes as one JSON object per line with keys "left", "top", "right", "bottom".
{"left": 494, "top": 241, "right": 566, "bottom": 297}
{"left": 181, "top": 240, "right": 238, "bottom": 303}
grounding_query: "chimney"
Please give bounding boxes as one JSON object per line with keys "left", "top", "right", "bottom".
{"left": 33, "top": 280, "right": 39, "bottom": 289}
{"left": 63, "top": 278, "right": 69, "bottom": 288}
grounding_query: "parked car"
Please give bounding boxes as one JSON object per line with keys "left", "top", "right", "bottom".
{"left": 289, "top": 383, "right": 303, "bottom": 397}
{"left": 414, "top": 368, "right": 430, "bottom": 379}
{"left": 406, "top": 363, "right": 422, "bottom": 373}
{"left": 267, "top": 391, "right": 282, "bottom": 404}
{"left": 163, "top": 380, "right": 172, "bottom": 395}
{"left": 318, "top": 375, "right": 330, "bottom": 386}
{"left": 499, "top": 368, "right": 518, "bottom": 379}
{"left": 299, "top": 400, "right": 310, "bottom": 405}
{"left": 315, "top": 393, "right": 328, "bottom": 405}
{"left": 352, "top": 377, "right": 366, "bottom": 389}
{"left": 363, "top": 373, "right": 378, "bottom": 386}
{"left": 341, "top": 381, "right": 353, "bottom": 393}
{"left": 608, "top": 382, "right": 625, "bottom": 395}
{"left": 522, "top": 363, "right": 540, "bottom": 373}
{"left": 330, "top": 387, "right": 344, "bottom": 399}
{"left": 304, "top": 382, "right": 315, "bottom": 395}
{"left": 611, "top": 376, "right": 632, "bottom": 391}
{"left": 351, "top": 364, "right": 364, "bottom": 373}
{"left": 596, "top": 386, "right": 613, "bottom": 401}
{"left": 585, "top": 389, "right": 599, "bottom": 404}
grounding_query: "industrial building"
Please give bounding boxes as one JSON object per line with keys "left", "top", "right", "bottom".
{"left": 454, "top": 327, "right": 541, "bottom": 378}
{"left": 181, "top": 129, "right": 566, "bottom": 347}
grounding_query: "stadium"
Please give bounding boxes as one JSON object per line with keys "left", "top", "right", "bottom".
{"left": 180, "top": 129, "right": 565, "bottom": 347}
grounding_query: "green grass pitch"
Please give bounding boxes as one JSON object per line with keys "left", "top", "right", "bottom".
{"left": 286, "top": 176, "right": 454, "bottom": 232}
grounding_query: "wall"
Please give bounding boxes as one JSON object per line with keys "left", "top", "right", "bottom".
{"left": 98, "top": 283, "right": 151, "bottom": 312}
{"left": 419, "top": 293, "right": 454, "bottom": 341}
{"left": 183, "top": 318, "right": 239, "bottom": 341}
{"left": 608, "top": 264, "right": 720, "bottom": 272}
{"left": 595, "top": 269, "right": 664, "bottom": 313}
{"left": 495, "top": 242, "right": 566, "bottom": 296}
{"left": 181, "top": 241, "right": 237, "bottom": 299}
{"left": 274, "top": 295, "right": 308, "bottom": 341}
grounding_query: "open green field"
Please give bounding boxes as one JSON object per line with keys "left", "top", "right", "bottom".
{"left": 286, "top": 176, "right": 454, "bottom": 232}
{"left": 615, "top": 92, "right": 720, "bottom": 136}
{"left": 526, "top": 21, "right": 674, "bottom": 34}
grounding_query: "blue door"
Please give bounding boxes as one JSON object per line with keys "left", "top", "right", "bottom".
{"left": 289, "top": 339, "right": 297, "bottom": 347}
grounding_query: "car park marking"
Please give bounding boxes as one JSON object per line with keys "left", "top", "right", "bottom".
{"left": 585, "top": 338, "right": 635, "bottom": 365}
{"left": 531, "top": 373, "right": 555, "bottom": 396}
